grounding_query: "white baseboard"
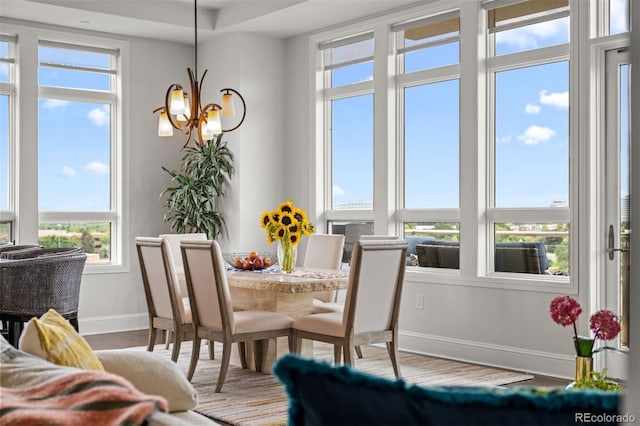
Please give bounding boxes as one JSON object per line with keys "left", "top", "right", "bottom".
{"left": 79, "top": 313, "right": 148, "bottom": 336}
{"left": 398, "top": 330, "right": 574, "bottom": 380}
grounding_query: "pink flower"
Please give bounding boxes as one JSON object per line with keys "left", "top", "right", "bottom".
{"left": 590, "top": 310, "right": 621, "bottom": 341}
{"left": 549, "top": 295, "right": 582, "bottom": 327}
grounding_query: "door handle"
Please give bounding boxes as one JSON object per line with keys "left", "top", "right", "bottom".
{"left": 608, "top": 224, "right": 630, "bottom": 260}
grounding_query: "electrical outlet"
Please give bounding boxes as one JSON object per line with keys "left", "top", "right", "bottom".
{"left": 416, "top": 294, "right": 424, "bottom": 310}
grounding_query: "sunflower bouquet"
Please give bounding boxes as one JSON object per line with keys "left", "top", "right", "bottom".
{"left": 260, "top": 200, "right": 315, "bottom": 272}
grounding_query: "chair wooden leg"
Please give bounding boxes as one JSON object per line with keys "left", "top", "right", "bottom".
{"left": 147, "top": 328, "right": 157, "bottom": 352}
{"left": 187, "top": 338, "right": 201, "bottom": 381}
{"left": 355, "top": 345, "right": 363, "bottom": 359}
{"left": 333, "top": 345, "right": 342, "bottom": 365}
{"left": 254, "top": 339, "right": 267, "bottom": 372}
{"left": 69, "top": 316, "right": 79, "bottom": 332}
{"left": 165, "top": 331, "right": 172, "bottom": 350}
{"left": 171, "top": 333, "right": 182, "bottom": 362}
{"left": 238, "top": 342, "right": 248, "bottom": 369}
{"left": 387, "top": 339, "right": 400, "bottom": 378}
{"left": 208, "top": 339, "right": 215, "bottom": 360}
{"left": 216, "top": 343, "right": 232, "bottom": 393}
{"left": 290, "top": 334, "right": 302, "bottom": 354}
{"left": 343, "top": 343, "right": 354, "bottom": 367}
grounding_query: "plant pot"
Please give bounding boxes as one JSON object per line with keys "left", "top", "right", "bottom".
{"left": 574, "top": 356, "right": 593, "bottom": 382}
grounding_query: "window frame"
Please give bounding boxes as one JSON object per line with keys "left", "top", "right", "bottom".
{"left": 311, "top": 1, "right": 583, "bottom": 293}
{"left": 4, "top": 22, "right": 128, "bottom": 273}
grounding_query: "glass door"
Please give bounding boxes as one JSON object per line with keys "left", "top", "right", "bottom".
{"left": 603, "top": 48, "right": 631, "bottom": 379}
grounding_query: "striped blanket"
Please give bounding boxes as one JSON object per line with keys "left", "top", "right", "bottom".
{"left": 0, "top": 370, "right": 168, "bottom": 426}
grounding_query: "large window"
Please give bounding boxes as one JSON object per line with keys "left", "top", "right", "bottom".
{"left": 3, "top": 24, "right": 124, "bottom": 268}
{"left": 315, "top": 1, "right": 582, "bottom": 284}
{"left": 37, "top": 41, "right": 118, "bottom": 264}
{"left": 0, "top": 35, "right": 15, "bottom": 242}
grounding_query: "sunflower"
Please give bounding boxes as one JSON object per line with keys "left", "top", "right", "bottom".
{"left": 260, "top": 199, "right": 315, "bottom": 247}
{"left": 259, "top": 211, "right": 271, "bottom": 228}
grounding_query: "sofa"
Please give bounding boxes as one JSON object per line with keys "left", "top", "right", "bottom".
{"left": 405, "top": 236, "right": 551, "bottom": 273}
{"left": 0, "top": 333, "right": 218, "bottom": 425}
{"left": 274, "top": 354, "right": 621, "bottom": 426}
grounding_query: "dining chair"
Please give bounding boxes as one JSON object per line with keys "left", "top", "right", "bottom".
{"left": 303, "top": 234, "right": 346, "bottom": 313}
{"left": 180, "top": 239, "right": 294, "bottom": 392}
{"left": 290, "top": 238, "right": 408, "bottom": 377}
{"left": 158, "top": 233, "right": 207, "bottom": 349}
{"left": 135, "top": 237, "right": 193, "bottom": 362}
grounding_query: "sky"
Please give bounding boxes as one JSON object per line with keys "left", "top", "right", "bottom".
{"left": 0, "top": 1, "right": 631, "bottom": 214}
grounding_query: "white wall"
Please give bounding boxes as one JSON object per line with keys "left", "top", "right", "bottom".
{"left": 198, "top": 33, "right": 287, "bottom": 254}
{"left": 81, "top": 35, "right": 190, "bottom": 334}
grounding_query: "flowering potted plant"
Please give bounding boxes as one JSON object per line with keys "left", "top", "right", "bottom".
{"left": 260, "top": 200, "right": 315, "bottom": 273}
{"left": 549, "top": 295, "right": 621, "bottom": 382}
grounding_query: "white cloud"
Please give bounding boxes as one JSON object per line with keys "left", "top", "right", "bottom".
{"left": 496, "top": 19, "right": 568, "bottom": 50}
{"left": 333, "top": 185, "right": 345, "bottom": 197}
{"left": 42, "top": 99, "right": 70, "bottom": 109}
{"left": 539, "top": 90, "right": 568, "bottom": 109}
{"left": 84, "top": 161, "right": 109, "bottom": 175}
{"left": 517, "top": 125, "right": 555, "bottom": 145}
{"left": 62, "top": 166, "right": 77, "bottom": 177}
{"left": 88, "top": 105, "right": 110, "bottom": 126}
{"left": 496, "top": 135, "right": 512, "bottom": 144}
{"left": 525, "top": 103, "right": 541, "bottom": 114}
{"left": 610, "top": 0, "right": 629, "bottom": 33}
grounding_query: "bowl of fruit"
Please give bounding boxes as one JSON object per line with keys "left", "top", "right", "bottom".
{"left": 223, "top": 251, "right": 277, "bottom": 271}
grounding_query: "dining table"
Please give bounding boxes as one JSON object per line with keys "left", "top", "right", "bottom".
{"left": 176, "top": 265, "right": 349, "bottom": 372}
{"left": 226, "top": 267, "right": 349, "bottom": 372}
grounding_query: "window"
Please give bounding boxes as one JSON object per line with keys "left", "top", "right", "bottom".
{"left": 0, "top": 35, "right": 15, "bottom": 238}
{"left": 4, "top": 22, "right": 125, "bottom": 269}
{"left": 487, "top": 1, "right": 571, "bottom": 275}
{"left": 608, "top": 0, "right": 630, "bottom": 35}
{"left": 37, "top": 41, "right": 118, "bottom": 265}
{"left": 314, "top": 1, "right": 628, "bottom": 287}
{"left": 320, "top": 33, "right": 375, "bottom": 234}
{"left": 488, "top": 0, "right": 569, "bottom": 56}
{"left": 395, "top": 11, "right": 461, "bottom": 269}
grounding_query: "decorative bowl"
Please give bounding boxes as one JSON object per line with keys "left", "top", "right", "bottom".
{"left": 223, "top": 252, "right": 277, "bottom": 271}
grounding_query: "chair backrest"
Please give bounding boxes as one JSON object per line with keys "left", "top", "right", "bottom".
{"left": 343, "top": 239, "right": 408, "bottom": 335}
{"left": 158, "top": 233, "right": 207, "bottom": 270}
{"left": 135, "top": 237, "right": 186, "bottom": 322}
{"left": 0, "top": 253, "right": 86, "bottom": 315}
{"left": 303, "top": 234, "right": 346, "bottom": 271}
{"left": 180, "top": 240, "right": 234, "bottom": 334}
{"left": 495, "top": 247, "right": 541, "bottom": 274}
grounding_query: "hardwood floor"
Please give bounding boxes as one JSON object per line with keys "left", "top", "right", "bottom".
{"left": 84, "top": 329, "right": 570, "bottom": 387}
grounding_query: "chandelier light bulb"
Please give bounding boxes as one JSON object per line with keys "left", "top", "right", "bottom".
{"left": 206, "top": 109, "right": 222, "bottom": 135}
{"left": 158, "top": 111, "right": 174, "bottom": 136}
{"left": 170, "top": 88, "right": 186, "bottom": 115}
{"left": 183, "top": 95, "right": 191, "bottom": 120}
{"left": 221, "top": 93, "right": 236, "bottom": 118}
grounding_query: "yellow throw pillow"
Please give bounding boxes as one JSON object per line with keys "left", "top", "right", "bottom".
{"left": 18, "top": 309, "right": 104, "bottom": 371}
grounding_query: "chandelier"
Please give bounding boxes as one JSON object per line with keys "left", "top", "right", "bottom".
{"left": 153, "top": 0, "right": 246, "bottom": 147}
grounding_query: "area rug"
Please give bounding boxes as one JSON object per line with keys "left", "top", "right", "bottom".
{"left": 144, "top": 341, "right": 533, "bottom": 426}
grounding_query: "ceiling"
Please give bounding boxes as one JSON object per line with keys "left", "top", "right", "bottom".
{"left": 0, "top": 0, "right": 424, "bottom": 43}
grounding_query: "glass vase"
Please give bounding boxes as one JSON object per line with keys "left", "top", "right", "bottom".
{"left": 277, "top": 240, "right": 297, "bottom": 273}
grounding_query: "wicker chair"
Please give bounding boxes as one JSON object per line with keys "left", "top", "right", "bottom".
{"left": 0, "top": 252, "right": 87, "bottom": 347}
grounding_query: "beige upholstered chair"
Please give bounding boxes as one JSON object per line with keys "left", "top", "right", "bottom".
{"left": 158, "top": 233, "right": 207, "bottom": 349}
{"left": 158, "top": 233, "right": 207, "bottom": 272}
{"left": 180, "top": 240, "right": 294, "bottom": 392}
{"left": 135, "top": 237, "right": 193, "bottom": 362}
{"left": 304, "top": 234, "right": 346, "bottom": 313}
{"left": 290, "top": 238, "right": 408, "bottom": 377}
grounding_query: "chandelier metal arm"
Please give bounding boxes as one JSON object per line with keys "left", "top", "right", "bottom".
{"left": 153, "top": 0, "right": 246, "bottom": 146}
{"left": 220, "top": 88, "right": 247, "bottom": 133}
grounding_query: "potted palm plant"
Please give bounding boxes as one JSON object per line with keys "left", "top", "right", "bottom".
{"left": 161, "top": 134, "right": 234, "bottom": 239}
